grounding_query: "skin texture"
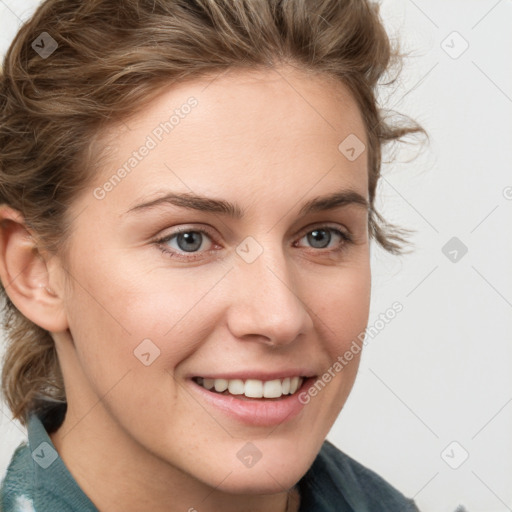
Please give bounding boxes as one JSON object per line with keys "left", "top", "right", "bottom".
{"left": 0, "top": 65, "right": 371, "bottom": 512}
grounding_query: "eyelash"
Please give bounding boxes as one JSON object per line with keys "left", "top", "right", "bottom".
{"left": 154, "top": 225, "right": 354, "bottom": 261}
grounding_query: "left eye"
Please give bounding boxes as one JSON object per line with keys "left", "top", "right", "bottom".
{"left": 296, "top": 227, "right": 350, "bottom": 250}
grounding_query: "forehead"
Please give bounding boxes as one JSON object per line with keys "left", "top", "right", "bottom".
{"left": 84, "top": 65, "right": 369, "bottom": 215}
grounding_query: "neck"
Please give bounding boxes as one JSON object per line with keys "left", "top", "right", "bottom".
{"left": 50, "top": 405, "right": 294, "bottom": 512}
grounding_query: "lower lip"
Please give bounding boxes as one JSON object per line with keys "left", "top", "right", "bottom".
{"left": 187, "top": 378, "right": 314, "bottom": 427}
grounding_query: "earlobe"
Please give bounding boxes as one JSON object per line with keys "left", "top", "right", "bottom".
{"left": 0, "top": 205, "right": 68, "bottom": 333}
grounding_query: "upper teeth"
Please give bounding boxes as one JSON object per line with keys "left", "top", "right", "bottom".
{"left": 196, "top": 377, "right": 304, "bottom": 398}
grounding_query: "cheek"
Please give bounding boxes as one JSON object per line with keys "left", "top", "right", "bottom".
{"left": 64, "top": 236, "right": 370, "bottom": 390}
{"left": 305, "top": 261, "right": 371, "bottom": 354}
{"left": 63, "top": 257, "right": 228, "bottom": 380}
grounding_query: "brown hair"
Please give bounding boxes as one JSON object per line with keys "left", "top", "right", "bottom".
{"left": 0, "top": 0, "right": 424, "bottom": 427}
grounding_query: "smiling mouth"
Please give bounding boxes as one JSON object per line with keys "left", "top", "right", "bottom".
{"left": 192, "top": 376, "right": 310, "bottom": 400}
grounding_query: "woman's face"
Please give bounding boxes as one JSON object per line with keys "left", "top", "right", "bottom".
{"left": 54, "top": 65, "right": 371, "bottom": 495}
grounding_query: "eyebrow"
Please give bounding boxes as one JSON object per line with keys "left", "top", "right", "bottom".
{"left": 125, "top": 189, "right": 369, "bottom": 218}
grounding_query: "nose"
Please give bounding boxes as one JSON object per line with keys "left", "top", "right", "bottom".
{"left": 225, "top": 242, "right": 314, "bottom": 347}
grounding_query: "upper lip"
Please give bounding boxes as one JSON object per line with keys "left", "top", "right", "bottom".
{"left": 190, "top": 369, "right": 317, "bottom": 381}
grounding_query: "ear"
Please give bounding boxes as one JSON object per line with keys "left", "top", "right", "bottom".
{"left": 0, "top": 205, "right": 68, "bottom": 333}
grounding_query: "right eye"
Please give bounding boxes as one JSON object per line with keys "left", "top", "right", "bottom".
{"left": 154, "top": 227, "right": 218, "bottom": 261}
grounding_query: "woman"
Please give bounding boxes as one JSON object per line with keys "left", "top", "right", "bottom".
{"left": 0, "top": 0, "right": 423, "bottom": 510}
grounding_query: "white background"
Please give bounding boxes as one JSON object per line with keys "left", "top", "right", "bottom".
{"left": 1, "top": 1, "right": 511, "bottom": 511}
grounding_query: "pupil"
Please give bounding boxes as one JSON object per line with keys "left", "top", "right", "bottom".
{"left": 308, "top": 229, "right": 330, "bottom": 249}
{"left": 177, "top": 232, "right": 202, "bottom": 252}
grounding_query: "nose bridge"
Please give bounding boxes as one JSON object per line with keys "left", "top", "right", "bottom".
{"left": 226, "top": 237, "right": 313, "bottom": 344}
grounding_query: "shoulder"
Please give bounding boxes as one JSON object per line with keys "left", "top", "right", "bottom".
{"left": 1, "top": 415, "right": 98, "bottom": 512}
{"left": 0, "top": 442, "right": 37, "bottom": 512}
{"left": 298, "top": 440, "right": 420, "bottom": 512}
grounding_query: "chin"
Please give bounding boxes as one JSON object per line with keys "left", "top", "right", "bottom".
{"left": 202, "top": 442, "right": 314, "bottom": 494}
